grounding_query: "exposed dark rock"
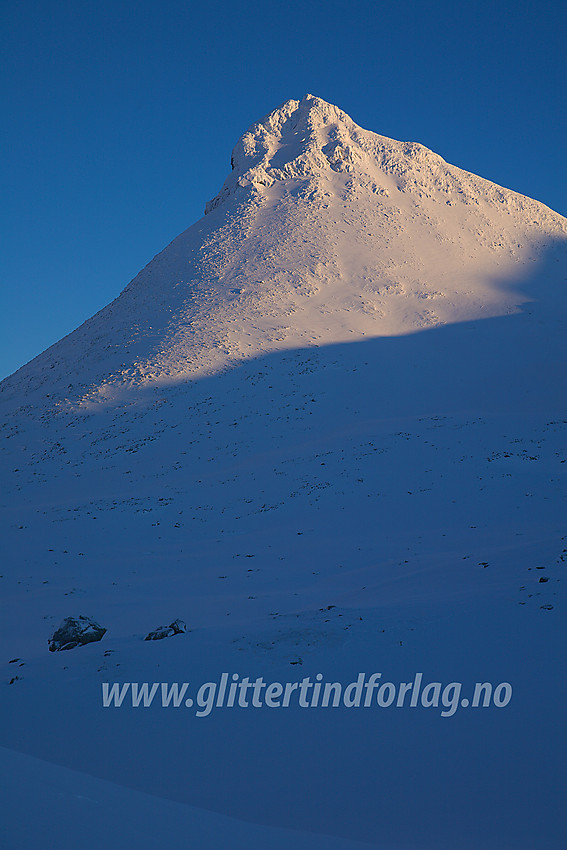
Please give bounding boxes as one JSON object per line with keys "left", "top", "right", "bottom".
{"left": 48, "top": 616, "right": 106, "bottom": 651}
{"left": 144, "top": 619, "right": 187, "bottom": 641}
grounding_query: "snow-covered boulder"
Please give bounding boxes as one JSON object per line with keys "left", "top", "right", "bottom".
{"left": 48, "top": 616, "right": 106, "bottom": 652}
{"left": 144, "top": 619, "right": 187, "bottom": 641}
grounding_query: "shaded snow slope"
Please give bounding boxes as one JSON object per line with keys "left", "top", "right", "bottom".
{"left": 1, "top": 96, "right": 567, "bottom": 849}
{"left": 0, "top": 748, "right": 377, "bottom": 850}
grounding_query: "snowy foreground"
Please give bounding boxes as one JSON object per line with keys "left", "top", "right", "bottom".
{"left": 1, "top": 96, "right": 566, "bottom": 848}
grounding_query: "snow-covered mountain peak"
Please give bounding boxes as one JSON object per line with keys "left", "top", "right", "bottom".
{"left": 1, "top": 95, "right": 566, "bottom": 404}
{"left": 205, "top": 93, "right": 389, "bottom": 213}
{"left": 2, "top": 97, "right": 567, "bottom": 850}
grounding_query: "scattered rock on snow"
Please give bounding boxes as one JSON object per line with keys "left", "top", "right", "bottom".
{"left": 144, "top": 619, "right": 187, "bottom": 641}
{"left": 48, "top": 616, "right": 107, "bottom": 651}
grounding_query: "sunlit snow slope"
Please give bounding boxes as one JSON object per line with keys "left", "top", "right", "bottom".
{"left": 1, "top": 95, "right": 566, "bottom": 850}
{"left": 2, "top": 94, "right": 565, "bottom": 402}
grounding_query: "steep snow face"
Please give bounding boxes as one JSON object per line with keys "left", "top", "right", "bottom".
{"left": 1, "top": 95, "right": 566, "bottom": 407}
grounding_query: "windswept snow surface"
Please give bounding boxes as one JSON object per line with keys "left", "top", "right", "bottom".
{"left": 1, "top": 95, "right": 567, "bottom": 848}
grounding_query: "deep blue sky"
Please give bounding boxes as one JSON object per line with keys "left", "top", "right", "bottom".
{"left": 1, "top": 0, "right": 565, "bottom": 380}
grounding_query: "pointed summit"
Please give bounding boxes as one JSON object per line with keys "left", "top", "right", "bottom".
{"left": 205, "top": 94, "right": 361, "bottom": 212}
{"left": 205, "top": 93, "right": 417, "bottom": 213}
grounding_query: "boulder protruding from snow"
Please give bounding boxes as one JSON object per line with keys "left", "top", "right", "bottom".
{"left": 48, "top": 616, "right": 107, "bottom": 652}
{"left": 144, "top": 619, "right": 187, "bottom": 641}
